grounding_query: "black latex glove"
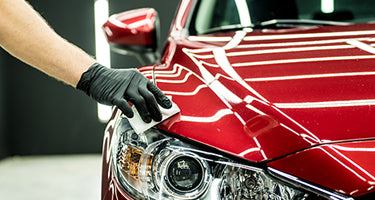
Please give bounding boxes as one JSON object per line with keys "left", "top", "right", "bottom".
{"left": 77, "top": 63, "right": 172, "bottom": 123}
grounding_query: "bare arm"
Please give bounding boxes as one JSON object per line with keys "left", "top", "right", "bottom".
{"left": 0, "top": 0, "right": 172, "bottom": 122}
{"left": 0, "top": 0, "right": 95, "bottom": 87}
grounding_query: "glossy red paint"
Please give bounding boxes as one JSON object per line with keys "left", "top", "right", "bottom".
{"left": 102, "top": 0, "right": 375, "bottom": 199}
{"left": 156, "top": 23, "right": 375, "bottom": 163}
{"left": 140, "top": 22, "right": 375, "bottom": 197}
{"left": 268, "top": 140, "right": 375, "bottom": 197}
{"left": 101, "top": 108, "right": 133, "bottom": 200}
{"left": 102, "top": 8, "right": 157, "bottom": 46}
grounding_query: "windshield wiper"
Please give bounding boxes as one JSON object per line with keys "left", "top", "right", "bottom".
{"left": 199, "top": 24, "right": 253, "bottom": 35}
{"left": 199, "top": 19, "right": 350, "bottom": 35}
{"left": 258, "top": 19, "right": 350, "bottom": 27}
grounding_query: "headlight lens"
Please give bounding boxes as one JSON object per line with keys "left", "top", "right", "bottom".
{"left": 111, "top": 117, "right": 319, "bottom": 200}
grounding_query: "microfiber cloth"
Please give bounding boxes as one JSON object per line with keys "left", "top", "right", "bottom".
{"left": 127, "top": 102, "right": 180, "bottom": 134}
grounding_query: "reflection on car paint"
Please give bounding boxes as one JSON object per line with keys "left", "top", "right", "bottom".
{"left": 102, "top": 0, "right": 375, "bottom": 198}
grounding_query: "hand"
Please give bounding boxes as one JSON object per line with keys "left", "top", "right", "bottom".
{"left": 77, "top": 63, "right": 172, "bottom": 123}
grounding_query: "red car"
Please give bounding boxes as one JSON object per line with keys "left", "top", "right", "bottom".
{"left": 101, "top": 0, "right": 375, "bottom": 199}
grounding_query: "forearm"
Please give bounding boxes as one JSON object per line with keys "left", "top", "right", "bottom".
{"left": 0, "top": 0, "right": 95, "bottom": 87}
{"left": 0, "top": 0, "right": 173, "bottom": 122}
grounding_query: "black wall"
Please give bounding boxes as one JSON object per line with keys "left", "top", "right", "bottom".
{"left": 2, "top": 0, "right": 103, "bottom": 157}
{"left": 0, "top": 0, "right": 179, "bottom": 159}
{"left": 0, "top": 53, "right": 5, "bottom": 159}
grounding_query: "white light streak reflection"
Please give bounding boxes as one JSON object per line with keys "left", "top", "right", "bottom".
{"left": 182, "top": 46, "right": 320, "bottom": 144}
{"left": 239, "top": 147, "right": 261, "bottom": 157}
{"left": 224, "top": 31, "right": 249, "bottom": 49}
{"left": 275, "top": 99, "right": 375, "bottom": 109}
{"left": 189, "top": 54, "right": 215, "bottom": 59}
{"left": 127, "top": 19, "right": 152, "bottom": 29}
{"left": 213, "top": 48, "right": 269, "bottom": 103}
{"left": 143, "top": 64, "right": 181, "bottom": 77}
{"left": 301, "top": 133, "right": 321, "bottom": 144}
{"left": 245, "top": 71, "right": 375, "bottom": 82}
{"left": 245, "top": 104, "right": 266, "bottom": 115}
{"left": 321, "top": 147, "right": 367, "bottom": 182}
{"left": 328, "top": 146, "right": 375, "bottom": 181}
{"left": 347, "top": 40, "right": 375, "bottom": 54}
{"left": 243, "top": 30, "right": 375, "bottom": 41}
{"left": 186, "top": 48, "right": 215, "bottom": 54}
{"left": 163, "top": 84, "right": 208, "bottom": 96}
{"left": 234, "top": 112, "right": 246, "bottom": 125}
{"left": 214, "top": 73, "right": 234, "bottom": 81}
{"left": 188, "top": 36, "right": 232, "bottom": 42}
{"left": 209, "top": 81, "right": 243, "bottom": 104}
{"left": 183, "top": 48, "right": 243, "bottom": 104}
{"left": 154, "top": 67, "right": 184, "bottom": 78}
{"left": 232, "top": 55, "right": 375, "bottom": 67}
{"left": 244, "top": 95, "right": 255, "bottom": 103}
{"left": 200, "top": 60, "right": 219, "bottom": 68}
{"left": 280, "top": 123, "right": 301, "bottom": 137}
{"left": 331, "top": 145, "right": 375, "bottom": 152}
{"left": 254, "top": 137, "right": 267, "bottom": 159}
{"left": 238, "top": 38, "right": 372, "bottom": 49}
{"left": 156, "top": 72, "right": 193, "bottom": 84}
{"left": 175, "top": 0, "right": 190, "bottom": 30}
{"left": 190, "top": 42, "right": 371, "bottom": 60}
{"left": 227, "top": 44, "right": 353, "bottom": 57}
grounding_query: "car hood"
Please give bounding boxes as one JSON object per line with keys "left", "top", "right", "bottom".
{"left": 147, "top": 23, "right": 375, "bottom": 162}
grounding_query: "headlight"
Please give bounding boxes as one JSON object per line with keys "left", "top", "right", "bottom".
{"left": 111, "top": 116, "right": 323, "bottom": 200}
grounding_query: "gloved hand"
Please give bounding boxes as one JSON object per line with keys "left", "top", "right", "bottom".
{"left": 76, "top": 63, "right": 172, "bottom": 123}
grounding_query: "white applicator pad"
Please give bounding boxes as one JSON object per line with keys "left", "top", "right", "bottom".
{"left": 126, "top": 102, "right": 180, "bottom": 134}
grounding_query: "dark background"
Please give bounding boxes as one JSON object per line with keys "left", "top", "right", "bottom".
{"left": 0, "top": 0, "right": 179, "bottom": 159}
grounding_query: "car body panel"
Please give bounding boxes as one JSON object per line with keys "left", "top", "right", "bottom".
{"left": 268, "top": 140, "right": 375, "bottom": 197}
{"left": 148, "top": 23, "right": 375, "bottom": 163}
{"left": 102, "top": 0, "right": 375, "bottom": 198}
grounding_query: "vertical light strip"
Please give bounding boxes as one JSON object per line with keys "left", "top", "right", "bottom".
{"left": 321, "top": 0, "right": 334, "bottom": 13}
{"left": 94, "top": 0, "right": 112, "bottom": 122}
{"left": 234, "top": 0, "right": 252, "bottom": 26}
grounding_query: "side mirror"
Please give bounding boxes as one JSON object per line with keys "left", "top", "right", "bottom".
{"left": 102, "top": 8, "right": 160, "bottom": 65}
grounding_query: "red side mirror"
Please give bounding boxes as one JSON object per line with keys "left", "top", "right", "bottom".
{"left": 102, "top": 8, "right": 158, "bottom": 49}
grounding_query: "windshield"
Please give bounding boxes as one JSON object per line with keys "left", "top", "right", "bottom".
{"left": 188, "top": 0, "right": 375, "bottom": 35}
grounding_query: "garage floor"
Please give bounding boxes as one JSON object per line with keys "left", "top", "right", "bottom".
{"left": 0, "top": 155, "right": 101, "bottom": 200}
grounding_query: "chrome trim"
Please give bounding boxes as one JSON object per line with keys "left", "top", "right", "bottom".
{"left": 268, "top": 168, "right": 354, "bottom": 200}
